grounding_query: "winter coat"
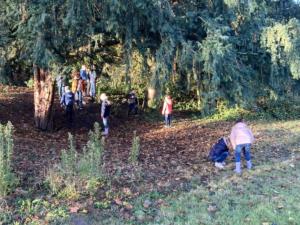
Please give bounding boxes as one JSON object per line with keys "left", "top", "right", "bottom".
{"left": 80, "top": 69, "right": 88, "bottom": 80}
{"left": 71, "top": 72, "right": 80, "bottom": 93}
{"left": 208, "top": 138, "right": 229, "bottom": 161}
{"left": 60, "top": 90, "right": 74, "bottom": 106}
{"left": 128, "top": 93, "right": 138, "bottom": 105}
{"left": 162, "top": 99, "right": 173, "bottom": 115}
{"left": 101, "top": 100, "right": 111, "bottom": 118}
{"left": 230, "top": 122, "right": 254, "bottom": 149}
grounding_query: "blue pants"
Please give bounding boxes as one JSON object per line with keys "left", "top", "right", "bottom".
{"left": 90, "top": 81, "right": 96, "bottom": 98}
{"left": 164, "top": 114, "right": 171, "bottom": 126}
{"left": 235, "top": 144, "right": 251, "bottom": 162}
{"left": 57, "top": 84, "right": 65, "bottom": 98}
{"left": 211, "top": 152, "right": 229, "bottom": 163}
{"left": 76, "top": 91, "right": 83, "bottom": 108}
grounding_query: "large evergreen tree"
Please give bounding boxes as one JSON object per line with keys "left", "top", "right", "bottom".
{"left": 1, "top": 0, "right": 300, "bottom": 129}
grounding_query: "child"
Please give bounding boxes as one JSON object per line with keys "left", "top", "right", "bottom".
{"left": 162, "top": 95, "right": 173, "bottom": 128}
{"left": 230, "top": 118, "right": 255, "bottom": 174}
{"left": 208, "top": 137, "right": 230, "bottom": 169}
{"left": 60, "top": 86, "right": 75, "bottom": 127}
{"left": 80, "top": 65, "right": 87, "bottom": 95}
{"left": 89, "top": 65, "right": 97, "bottom": 100}
{"left": 128, "top": 90, "right": 138, "bottom": 115}
{"left": 71, "top": 71, "right": 80, "bottom": 93}
{"left": 100, "top": 93, "right": 111, "bottom": 136}
{"left": 75, "top": 79, "right": 83, "bottom": 110}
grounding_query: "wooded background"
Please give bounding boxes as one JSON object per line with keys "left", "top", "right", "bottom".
{"left": 1, "top": 0, "right": 300, "bottom": 129}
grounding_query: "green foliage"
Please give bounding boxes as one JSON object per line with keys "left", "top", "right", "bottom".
{"left": 15, "top": 198, "right": 69, "bottom": 224}
{"left": 129, "top": 131, "right": 141, "bottom": 165}
{"left": 1, "top": 0, "right": 300, "bottom": 115}
{"left": 24, "top": 78, "right": 34, "bottom": 88}
{"left": 46, "top": 122, "right": 105, "bottom": 199}
{"left": 0, "top": 122, "right": 18, "bottom": 197}
{"left": 261, "top": 18, "right": 300, "bottom": 90}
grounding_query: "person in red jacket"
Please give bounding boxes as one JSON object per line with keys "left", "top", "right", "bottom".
{"left": 162, "top": 95, "right": 173, "bottom": 128}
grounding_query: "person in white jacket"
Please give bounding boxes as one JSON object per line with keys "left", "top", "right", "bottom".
{"left": 230, "top": 118, "right": 254, "bottom": 174}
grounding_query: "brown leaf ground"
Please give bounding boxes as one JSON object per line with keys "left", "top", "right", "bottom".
{"left": 0, "top": 85, "right": 295, "bottom": 196}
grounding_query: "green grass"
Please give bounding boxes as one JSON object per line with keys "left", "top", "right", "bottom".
{"left": 151, "top": 159, "right": 300, "bottom": 225}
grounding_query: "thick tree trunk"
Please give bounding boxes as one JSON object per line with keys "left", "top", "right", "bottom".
{"left": 33, "top": 65, "right": 55, "bottom": 131}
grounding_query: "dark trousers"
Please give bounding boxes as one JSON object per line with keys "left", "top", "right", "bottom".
{"left": 66, "top": 105, "right": 74, "bottom": 126}
{"left": 164, "top": 114, "right": 171, "bottom": 126}
{"left": 211, "top": 152, "right": 229, "bottom": 163}
{"left": 128, "top": 103, "right": 138, "bottom": 115}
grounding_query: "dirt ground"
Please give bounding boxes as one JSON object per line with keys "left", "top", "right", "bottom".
{"left": 0, "top": 86, "right": 236, "bottom": 193}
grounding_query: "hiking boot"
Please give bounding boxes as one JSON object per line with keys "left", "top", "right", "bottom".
{"left": 246, "top": 160, "right": 252, "bottom": 170}
{"left": 215, "top": 162, "right": 224, "bottom": 169}
{"left": 234, "top": 162, "right": 241, "bottom": 174}
{"left": 102, "top": 128, "right": 109, "bottom": 136}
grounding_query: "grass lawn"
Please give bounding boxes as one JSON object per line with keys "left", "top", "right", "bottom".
{"left": 52, "top": 120, "right": 300, "bottom": 225}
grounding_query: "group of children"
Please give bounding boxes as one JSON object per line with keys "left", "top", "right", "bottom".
{"left": 61, "top": 76, "right": 253, "bottom": 174}
{"left": 60, "top": 64, "right": 98, "bottom": 127}
{"left": 209, "top": 118, "right": 254, "bottom": 174}
{"left": 71, "top": 65, "right": 97, "bottom": 107}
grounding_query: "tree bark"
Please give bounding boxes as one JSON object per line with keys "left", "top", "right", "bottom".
{"left": 33, "top": 65, "right": 55, "bottom": 131}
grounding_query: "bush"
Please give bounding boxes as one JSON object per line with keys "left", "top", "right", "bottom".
{"left": 129, "top": 131, "right": 140, "bottom": 165}
{"left": 25, "top": 78, "right": 34, "bottom": 88}
{"left": 46, "top": 123, "right": 105, "bottom": 199}
{"left": 0, "top": 122, "right": 18, "bottom": 197}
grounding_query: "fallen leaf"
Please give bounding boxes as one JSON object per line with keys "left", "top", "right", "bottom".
{"left": 114, "top": 198, "right": 122, "bottom": 205}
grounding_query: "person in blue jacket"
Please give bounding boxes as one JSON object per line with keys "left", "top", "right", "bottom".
{"left": 208, "top": 137, "right": 230, "bottom": 169}
{"left": 60, "top": 86, "right": 75, "bottom": 127}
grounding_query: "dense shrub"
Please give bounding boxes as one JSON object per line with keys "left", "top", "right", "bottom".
{"left": 0, "top": 122, "right": 18, "bottom": 197}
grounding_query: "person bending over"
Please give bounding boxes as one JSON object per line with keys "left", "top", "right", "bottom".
{"left": 209, "top": 137, "right": 230, "bottom": 169}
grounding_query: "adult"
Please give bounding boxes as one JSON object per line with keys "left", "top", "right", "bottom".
{"left": 230, "top": 118, "right": 254, "bottom": 174}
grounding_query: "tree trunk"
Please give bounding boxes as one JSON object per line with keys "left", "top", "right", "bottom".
{"left": 33, "top": 65, "right": 55, "bottom": 131}
{"left": 192, "top": 58, "right": 202, "bottom": 111}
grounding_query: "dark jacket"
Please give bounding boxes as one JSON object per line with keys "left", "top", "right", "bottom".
{"left": 60, "top": 91, "right": 74, "bottom": 106}
{"left": 101, "top": 100, "right": 111, "bottom": 118}
{"left": 209, "top": 138, "right": 229, "bottom": 161}
{"left": 128, "top": 93, "right": 138, "bottom": 105}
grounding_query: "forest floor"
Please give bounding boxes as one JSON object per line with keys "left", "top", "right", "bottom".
{"left": 0, "top": 85, "right": 300, "bottom": 225}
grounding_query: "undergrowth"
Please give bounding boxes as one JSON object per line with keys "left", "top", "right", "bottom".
{"left": 46, "top": 122, "right": 105, "bottom": 199}
{"left": 0, "top": 122, "right": 18, "bottom": 197}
